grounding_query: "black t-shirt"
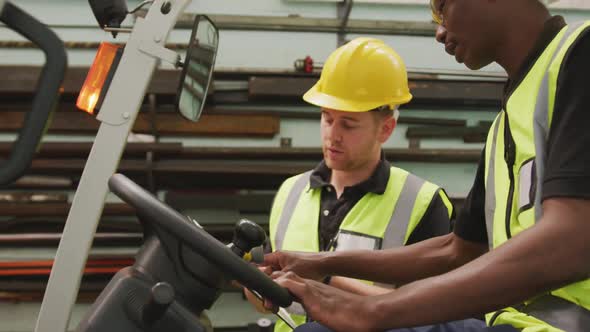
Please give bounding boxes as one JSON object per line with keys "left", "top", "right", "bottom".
{"left": 455, "top": 17, "right": 590, "bottom": 243}
{"left": 310, "top": 157, "right": 453, "bottom": 250}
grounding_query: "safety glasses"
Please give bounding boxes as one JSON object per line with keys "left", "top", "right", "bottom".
{"left": 430, "top": 0, "right": 443, "bottom": 25}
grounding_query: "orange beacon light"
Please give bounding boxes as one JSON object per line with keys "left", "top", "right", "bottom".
{"left": 76, "top": 42, "right": 122, "bottom": 114}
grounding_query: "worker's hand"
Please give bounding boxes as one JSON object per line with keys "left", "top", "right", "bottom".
{"left": 262, "top": 251, "right": 327, "bottom": 281}
{"left": 243, "top": 288, "right": 273, "bottom": 314}
{"left": 264, "top": 271, "right": 376, "bottom": 332}
{"left": 237, "top": 265, "right": 275, "bottom": 313}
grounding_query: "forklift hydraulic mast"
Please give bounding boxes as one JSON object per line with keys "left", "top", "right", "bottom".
{"left": 35, "top": 1, "right": 190, "bottom": 332}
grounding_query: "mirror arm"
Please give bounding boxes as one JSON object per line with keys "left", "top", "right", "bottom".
{"left": 128, "top": 0, "right": 155, "bottom": 14}
{"left": 103, "top": 26, "right": 134, "bottom": 34}
{"left": 138, "top": 40, "right": 181, "bottom": 68}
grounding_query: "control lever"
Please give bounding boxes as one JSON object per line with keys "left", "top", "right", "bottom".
{"left": 229, "top": 219, "right": 297, "bottom": 330}
{"left": 228, "top": 218, "right": 266, "bottom": 258}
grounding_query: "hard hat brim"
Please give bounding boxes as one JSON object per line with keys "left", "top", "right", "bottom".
{"left": 303, "top": 83, "right": 413, "bottom": 112}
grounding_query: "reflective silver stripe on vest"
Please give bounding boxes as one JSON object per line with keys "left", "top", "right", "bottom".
{"left": 528, "top": 22, "right": 590, "bottom": 331}
{"left": 381, "top": 173, "right": 425, "bottom": 249}
{"left": 533, "top": 22, "right": 584, "bottom": 221}
{"left": 485, "top": 118, "right": 501, "bottom": 248}
{"left": 522, "top": 294, "right": 590, "bottom": 332}
{"left": 274, "top": 171, "right": 312, "bottom": 251}
{"left": 484, "top": 23, "right": 585, "bottom": 249}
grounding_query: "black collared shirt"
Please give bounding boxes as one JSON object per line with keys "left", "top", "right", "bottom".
{"left": 455, "top": 16, "right": 590, "bottom": 243}
{"left": 310, "top": 157, "right": 452, "bottom": 250}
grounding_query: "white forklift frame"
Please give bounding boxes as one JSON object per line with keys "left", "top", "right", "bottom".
{"left": 35, "top": 1, "right": 192, "bottom": 331}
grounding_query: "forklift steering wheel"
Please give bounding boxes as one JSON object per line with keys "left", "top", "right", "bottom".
{"left": 108, "top": 173, "right": 294, "bottom": 308}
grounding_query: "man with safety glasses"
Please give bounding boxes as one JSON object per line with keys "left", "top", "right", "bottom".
{"left": 262, "top": 1, "right": 590, "bottom": 331}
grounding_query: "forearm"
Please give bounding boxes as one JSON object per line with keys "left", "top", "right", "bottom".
{"left": 321, "top": 233, "right": 486, "bottom": 285}
{"left": 369, "top": 199, "right": 590, "bottom": 329}
{"left": 329, "top": 277, "right": 392, "bottom": 296}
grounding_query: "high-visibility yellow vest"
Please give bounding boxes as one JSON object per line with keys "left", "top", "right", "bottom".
{"left": 484, "top": 22, "right": 590, "bottom": 332}
{"left": 269, "top": 166, "right": 452, "bottom": 331}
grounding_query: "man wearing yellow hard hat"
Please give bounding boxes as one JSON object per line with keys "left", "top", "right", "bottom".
{"left": 249, "top": 37, "right": 454, "bottom": 331}
{"left": 263, "top": 0, "right": 590, "bottom": 331}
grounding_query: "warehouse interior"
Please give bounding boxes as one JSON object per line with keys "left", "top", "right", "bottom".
{"left": 1, "top": 0, "right": 589, "bottom": 331}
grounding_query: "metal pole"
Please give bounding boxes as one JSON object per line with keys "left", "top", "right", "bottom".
{"left": 337, "top": 0, "right": 353, "bottom": 46}
{"left": 33, "top": 1, "right": 190, "bottom": 331}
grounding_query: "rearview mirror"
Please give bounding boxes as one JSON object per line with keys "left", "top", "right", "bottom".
{"left": 176, "top": 15, "right": 219, "bottom": 122}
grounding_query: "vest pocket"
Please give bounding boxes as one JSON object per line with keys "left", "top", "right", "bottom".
{"left": 517, "top": 158, "right": 536, "bottom": 212}
{"left": 334, "top": 230, "right": 382, "bottom": 251}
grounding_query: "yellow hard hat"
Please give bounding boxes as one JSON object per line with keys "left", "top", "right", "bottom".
{"left": 303, "top": 37, "right": 412, "bottom": 112}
